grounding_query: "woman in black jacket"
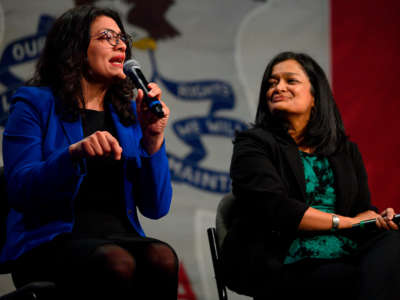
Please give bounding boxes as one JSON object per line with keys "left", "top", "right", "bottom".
{"left": 221, "top": 51, "right": 400, "bottom": 300}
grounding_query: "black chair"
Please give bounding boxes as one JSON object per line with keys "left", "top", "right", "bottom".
{"left": 0, "top": 166, "right": 56, "bottom": 300}
{"left": 208, "top": 193, "right": 255, "bottom": 300}
{"left": 208, "top": 193, "right": 261, "bottom": 300}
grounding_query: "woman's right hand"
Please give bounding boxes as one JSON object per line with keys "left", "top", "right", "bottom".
{"left": 351, "top": 209, "right": 398, "bottom": 231}
{"left": 69, "top": 131, "right": 123, "bottom": 160}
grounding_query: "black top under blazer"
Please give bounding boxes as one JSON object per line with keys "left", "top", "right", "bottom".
{"left": 221, "top": 127, "right": 376, "bottom": 296}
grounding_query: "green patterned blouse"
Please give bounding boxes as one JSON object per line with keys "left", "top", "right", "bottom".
{"left": 283, "top": 151, "right": 357, "bottom": 264}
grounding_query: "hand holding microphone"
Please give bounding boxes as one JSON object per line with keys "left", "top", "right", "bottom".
{"left": 123, "top": 58, "right": 169, "bottom": 155}
{"left": 352, "top": 212, "right": 399, "bottom": 231}
{"left": 376, "top": 208, "right": 399, "bottom": 230}
{"left": 123, "top": 59, "right": 165, "bottom": 118}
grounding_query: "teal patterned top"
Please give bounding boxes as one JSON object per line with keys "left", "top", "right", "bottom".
{"left": 283, "top": 151, "right": 357, "bottom": 264}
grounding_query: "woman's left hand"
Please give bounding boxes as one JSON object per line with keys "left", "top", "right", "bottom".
{"left": 376, "top": 208, "right": 399, "bottom": 230}
{"left": 136, "top": 82, "right": 170, "bottom": 154}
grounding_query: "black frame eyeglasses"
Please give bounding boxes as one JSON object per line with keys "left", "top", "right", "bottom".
{"left": 92, "top": 29, "right": 133, "bottom": 47}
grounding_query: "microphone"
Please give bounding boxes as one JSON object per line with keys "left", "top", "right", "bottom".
{"left": 123, "top": 59, "right": 165, "bottom": 118}
{"left": 351, "top": 214, "right": 400, "bottom": 230}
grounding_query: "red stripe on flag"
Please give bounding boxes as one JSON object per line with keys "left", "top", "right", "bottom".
{"left": 178, "top": 262, "right": 197, "bottom": 300}
{"left": 331, "top": 0, "right": 400, "bottom": 211}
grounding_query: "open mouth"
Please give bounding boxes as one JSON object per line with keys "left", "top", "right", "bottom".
{"left": 109, "top": 56, "right": 124, "bottom": 66}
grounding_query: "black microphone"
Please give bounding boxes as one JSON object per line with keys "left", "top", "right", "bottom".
{"left": 123, "top": 59, "right": 165, "bottom": 118}
{"left": 351, "top": 214, "right": 400, "bottom": 230}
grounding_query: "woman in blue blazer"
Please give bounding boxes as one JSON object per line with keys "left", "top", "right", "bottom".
{"left": 1, "top": 5, "right": 177, "bottom": 300}
{"left": 221, "top": 52, "right": 400, "bottom": 300}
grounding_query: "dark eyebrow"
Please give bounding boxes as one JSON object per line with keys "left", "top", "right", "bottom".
{"left": 99, "top": 28, "right": 122, "bottom": 35}
{"left": 270, "top": 72, "right": 300, "bottom": 78}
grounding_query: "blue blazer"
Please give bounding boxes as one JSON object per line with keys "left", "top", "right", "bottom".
{"left": 0, "top": 86, "right": 172, "bottom": 263}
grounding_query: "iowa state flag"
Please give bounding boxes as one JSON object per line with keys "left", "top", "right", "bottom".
{"left": 0, "top": 1, "right": 399, "bottom": 299}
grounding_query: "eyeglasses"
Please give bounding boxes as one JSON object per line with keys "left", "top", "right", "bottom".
{"left": 92, "top": 29, "right": 133, "bottom": 47}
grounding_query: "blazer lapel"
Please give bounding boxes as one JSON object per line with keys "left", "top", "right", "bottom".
{"left": 282, "top": 145, "right": 307, "bottom": 202}
{"left": 108, "top": 105, "right": 139, "bottom": 161}
{"left": 60, "top": 118, "right": 83, "bottom": 145}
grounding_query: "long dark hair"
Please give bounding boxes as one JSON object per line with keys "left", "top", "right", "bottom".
{"left": 28, "top": 5, "right": 136, "bottom": 125}
{"left": 254, "top": 51, "right": 348, "bottom": 155}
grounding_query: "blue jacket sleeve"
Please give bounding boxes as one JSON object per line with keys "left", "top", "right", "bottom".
{"left": 135, "top": 141, "right": 173, "bottom": 219}
{"left": 115, "top": 101, "right": 172, "bottom": 220}
{"left": 3, "top": 93, "right": 84, "bottom": 214}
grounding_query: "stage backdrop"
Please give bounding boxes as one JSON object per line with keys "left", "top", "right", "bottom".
{"left": 0, "top": 0, "right": 399, "bottom": 299}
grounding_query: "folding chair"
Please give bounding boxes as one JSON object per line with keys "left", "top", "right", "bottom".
{"left": 207, "top": 193, "right": 235, "bottom": 300}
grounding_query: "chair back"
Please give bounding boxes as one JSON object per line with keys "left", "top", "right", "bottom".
{"left": 215, "top": 193, "right": 235, "bottom": 248}
{"left": 207, "top": 193, "right": 237, "bottom": 300}
{"left": 212, "top": 194, "right": 258, "bottom": 300}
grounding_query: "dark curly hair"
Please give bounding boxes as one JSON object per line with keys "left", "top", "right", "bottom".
{"left": 254, "top": 51, "right": 348, "bottom": 156}
{"left": 28, "top": 5, "right": 136, "bottom": 126}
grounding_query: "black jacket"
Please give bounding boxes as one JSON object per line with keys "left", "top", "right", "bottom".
{"left": 221, "top": 127, "right": 375, "bottom": 295}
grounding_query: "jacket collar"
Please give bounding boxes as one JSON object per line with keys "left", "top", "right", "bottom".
{"left": 281, "top": 143, "right": 307, "bottom": 202}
